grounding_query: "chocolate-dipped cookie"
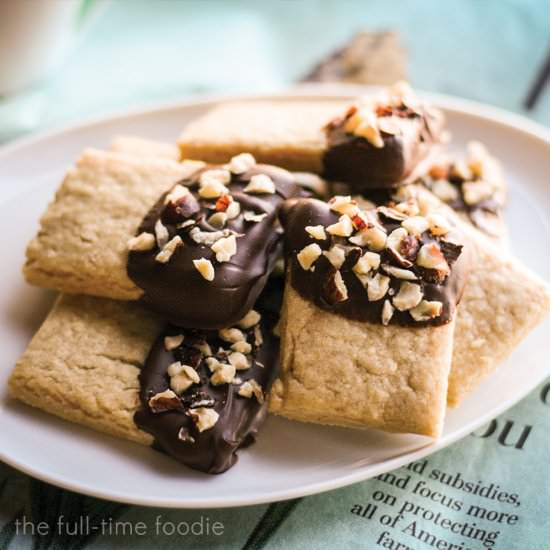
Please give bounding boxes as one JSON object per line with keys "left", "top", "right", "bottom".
{"left": 323, "top": 82, "right": 445, "bottom": 190}
{"left": 127, "top": 154, "right": 302, "bottom": 328}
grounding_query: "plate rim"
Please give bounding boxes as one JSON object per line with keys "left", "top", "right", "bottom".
{"left": 0, "top": 86, "right": 549, "bottom": 508}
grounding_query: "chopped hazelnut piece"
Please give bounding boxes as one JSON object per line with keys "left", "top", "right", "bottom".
{"left": 148, "top": 389, "right": 182, "bottom": 413}
{"left": 355, "top": 121, "right": 384, "bottom": 148}
{"left": 188, "top": 407, "right": 219, "bottom": 432}
{"left": 164, "top": 334, "right": 184, "bottom": 351}
{"left": 381, "top": 264, "right": 418, "bottom": 280}
{"left": 177, "top": 427, "right": 196, "bottom": 444}
{"left": 305, "top": 225, "right": 327, "bottom": 240}
{"left": 210, "top": 363, "right": 236, "bottom": 385}
{"left": 349, "top": 224, "right": 387, "bottom": 251}
{"left": 450, "top": 160, "right": 471, "bottom": 181}
{"left": 164, "top": 184, "right": 191, "bottom": 205}
{"left": 200, "top": 168, "right": 231, "bottom": 186}
{"left": 243, "top": 173, "right": 276, "bottom": 194}
{"left": 219, "top": 327, "right": 245, "bottom": 343}
{"left": 366, "top": 273, "right": 390, "bottom": 301}
{"left": 206, "top": 357, "right": 223, "bottom": 372}
{"left": 243, "top": 211, "right": 268, "bottom": 223}
{"left": 189, "top": 227, "right": 228, "bottom": 246}
{"left": 401, "top": 216, "right": 430, "bottom": 236}
{"left": 211, "top": 234, "right": 237, "bottom": 263}
{"left": 323, "top": 245, "right": 346, "bottom": 269}
{"left": 254, "top": 325, "right": 263, "bottom": 347}
{"left": 326, "top": 215, "right": 354, "bottom": 237}
{"left": 199, "top": 169, "right": 231, "bottom": 198}
{"left": 353, "top": 251, "right": 381, "bottom": 275}
{"left": 170, "top": 372, "right": 195, "bottom": 395}
{"left": 228, "top": 153, "right": 256, "bottom": 174}
{"left": 167, "top": 361, "right": 184, "bottom": 377}
{"left": 225, "top": 200, "right": 241, "bottom": 219}
{"left": 426, "top": 213, "right": 451, "bottom": 236}
{"left": 228, "top": 351, "right": 250, "bottom": 370}
{"left": 215, "top": 194, "right": 233, "bottom": 212}
{"left": 207, "top": 211, "right": 228, "bottom": 229}
{"left": 431, "top": 179, "right": 459, "bottom": 202}
{"left": 192, "top": 257, "right": 215, "bottom": 281}
{"left": 410, "top": 300, "right": 443, "bottom": 322}
{"left": 462, "top": 180, "right": 494, "bottom": 206}
{"left": 154, "top": 219, "right": 169, "bottom": 248}
{"left": 329, "top": 196, "right": 359, "bottom": 217}
{"left": 392, "top": 282, "right": 423, "bottom": 311}
{"left": 192, "top": 341, "right": 212, "bottom": 357}
{"left": 127, "top": 232, "right": 156, "bottom": 252}
{"left": 416, "top": 243, "right": 450, "bottom": 274}
{"left": 231, "top": 340, "right": 252, "bottom": 354}
{"left": 155, "top": 235, "right": 183, "bottom": 264}
{"left": 237, "top": 309, "right": 261, "bottom": 329}
{"left": 386, "top": 227, "right": 408, "bottom": 251}
{"left": 238, "top": 379, "right": 264, "bottom": 403}
{"left": 297, "top": 243, "right": 322, "bottom": 271}
{"left": 323, "top": 269, "right": 348, "bottom": 303}
{"left": 381, "top": 300, "right": 394, "bottom": 326}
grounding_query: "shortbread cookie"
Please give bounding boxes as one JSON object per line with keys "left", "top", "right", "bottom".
{"left": 24, "top": 149, "right": 201, "bottom": 300}
{"left": 270, "top": 197, "right": 468, "bottom": 437}
{"left": 9, "top": 286, "right": 281, "bottom": 474}
{"left": 179, "top": 100, "right": 344, "bottom": 173}
{"left": 24, "top": 150, "right": 301, "bottom": 328}
{"left": 110, "top": 135, "right": 180, "bottom": 161}
{"left": 178, "top": 83, "right": 444, "bottom": 189}
{"left": 8, "top": 294, "right": 161, "bottom": 444}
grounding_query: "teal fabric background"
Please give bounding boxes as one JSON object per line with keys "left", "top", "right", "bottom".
{"left": 1, "top": 1, "right": 549, "bottom": 548}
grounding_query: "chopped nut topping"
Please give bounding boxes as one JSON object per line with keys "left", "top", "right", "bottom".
{"left": 462, "top": 180, "right": 494, "bottom": 205}
{"left": 450, "top": 160, "right": 471, "bottom": 181}
{"left": 365, "top": 273, "right": 390, "bottom": 301}
{"left": 237, "top": 309, "right": 261, "bottom": 329}
{"left": 253, "top": 325, "right": 263, "bottom": 347}
{"left": 206, "top": 357, "right": 223, "bottom": 372}
{"left": 189, "top": 227, "right": 229, "bottom": 245}
{"left": 219, "top": 327, "right": 245, "bottom": 343}
{"left": 188, "top": 407, "right": 219, "bottom": 432}
{"left": 193, "top": 258, "right": 215, "bottom": 281}
{"left": 378, "top": 118, "right": 401, "bottom": 136}
{"left": 231, "top": 340, "right": 252, "bottom": 354}
{"left": 426, "top": 213, "right": 451, "bottom": 236}
{"left": 164, "top": 334, "right": 184, "bottom": 351}
{"left": 177, "top": 427, "right": 196, "bottom": 444}
{"left": 170, "top": 371, "right": 196, "bottom": 394}
{"left": 329, "top": 195, "right": 359, "bottom": 217}
{"left": 349, "top": 225, "right": 387, "bottom": 250}
{"left": 326, "top": 215, "right": 354, "bottom": 237}
{"left": 353, "top": 251, "right": 381, "bottom": 275}
{"left": 154, "top": 219, "right": 169, "bottom": 248}
{"left": 207, "top": 211, "right": 228, "bottom": 229}
{"left": 323, "top": 245, "right": 347, "bottom": 269}
{"left": 199, "top": 168, "right": 231, "bottom": 186}
{"left": 210, "top": 362, "right": 236, "bottom": 385}
{"left": 297, "top": 243, "right": 322, "bottom": 271}
{"left": 243, "top": 210, "right": 268, "bottom": 223}
{"left": 228, "top": 152, "right": 256, "bottom": 174}
{"left": 410, "top": 300, "right": 443, "bottom": 321}
{"left": 431, "top": 179, "right": 459, "bottom": 202}
{"left": 243, "top": 173, "right": 276, "bottom": 194}
{"left": 155, "top": 235, "right": 183, "bottom": 263}
{"left": 305, "top": 225, "right": 327, "bottom": 240}
{"left": 192, "top": 341, "right": 212, "bottom": 357}
{"left": 386, "top": 227, "right": 409, "bottom": 250}
{"left": 323, "top": 269, "right": 348, "bottom": 303}
{"left": 167, "top": 361, "right": 184, "bottom": 377}
{"left": 128, "top": 232, "right": 155, "bottom": 252}
{"left": 148, "top": 389, "right": 183, "bottom": 413}
{"left": 416, "top": 243, "right": 450, "bottom": 275}
{"left": 378, "top": 206, "right": 408, "bottom": 222}
{"left": 401, "top": 216, "right": 430, "bottom": 236}
{"left": 228, "top": 351, "right": 250, "bottom": 370}
{"left": 215, "top": 194, "right": 233, "bottom": 212}
{"left": 225, "top": 200, "right": 241, "bottom": 219}
{"left": 381, "top": 264, "right": 418, "bottom": 280}
{"left": 199, "top": 169, "right": 231, "bottom": 198}
{"left": 355, "top": 119, "right": 384, "bottom": 148}
{"left": 211, "top": 234, "right": 237, "bottom": 263}
{"left": 238, "top": 379, "right": 264, "bottom": 403}
{"left": 393, "top": 282, "right": 423, "bottom": 311}
{"left": 381, "top": 300, "right": 394, "bottom": 326}
{"left": 164, "top": 184, "right": 190, "bottom": 205}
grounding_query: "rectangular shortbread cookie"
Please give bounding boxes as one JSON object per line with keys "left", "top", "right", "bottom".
{"left": 24, "top": 149, "right": 199, "bottom": 300}
{"left": 270, "top": 284, "right": 454, "bottom": 437}
{"left": 178, "top": 101, "right": 345, "bottom": 172}
{"left": 8, "top": 294, "right": 162, "bottom": 444}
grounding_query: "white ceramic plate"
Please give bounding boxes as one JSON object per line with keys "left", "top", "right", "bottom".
{"left": 0, "top": 88, "right": 549, "bottom": 508}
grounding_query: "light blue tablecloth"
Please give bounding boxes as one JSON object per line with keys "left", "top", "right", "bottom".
{"left": 1, "top": 1, "right": 549, "bottom": 549}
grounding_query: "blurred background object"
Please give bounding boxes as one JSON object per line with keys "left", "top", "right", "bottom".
{"left": 0, "top": 0, "right": 549, "bottom": 142}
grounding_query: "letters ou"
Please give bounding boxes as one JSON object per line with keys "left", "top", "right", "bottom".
{"left": 471, "top": 419, "right": 531, "bottom": 450}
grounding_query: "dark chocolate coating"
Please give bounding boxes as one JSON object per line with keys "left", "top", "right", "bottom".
{"left": 127, "top": 164, "right": 301, "bottom": 329}
{"left": 281, "top": 198, "right": 468, "bottom": 327}
{"left": 134, "top": 278, "right": 283, "bottom": 474}
{"left": 323, "top": 108, "right": 443, "bottom": 190}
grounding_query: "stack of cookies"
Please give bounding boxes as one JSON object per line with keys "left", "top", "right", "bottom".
{"left": 9, "top": 83, "right": 550, "bottom": 474}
